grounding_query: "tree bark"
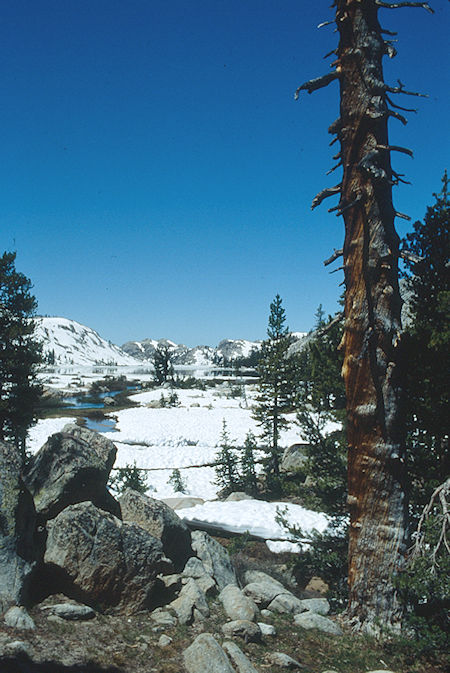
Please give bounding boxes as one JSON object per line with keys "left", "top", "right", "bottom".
{"left": 335, "top": 0, "right": 407, "bottom": 633}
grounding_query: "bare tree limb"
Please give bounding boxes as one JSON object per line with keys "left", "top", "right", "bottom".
{"left": 294, "top": 71, "right": 339, "bottom": 99}
{"left": 411, "top": 478, "right": 450, "bottom": 569}
{"left": 324, "top": 248, "right": 343, "bottom": 267}
{"left": 327, "top": 160, "right": 343, "bottom": 175}
{"left": 399, "top": 249, "right": 424, "bottom": 263}
{"left": 377, "top": 144, "right": 414, "bottom": 157}
{"left": 316, "top": 311, "right": 344, "bottom": 335}
{"left": 375, "top": 1, "right": 434, "bottom": 13}
{"left": 386, "top": 79, "right": 428, "bottom": 98}
{"left": 330, "top": 265, "right": 345, "bottom": 274}
{"left": 395, "top": 211, "right": 411, "bottom": 220}
{"left": 311, "top": 184, "right": 341, "bottom": 210}
{"left": 318, "top": 20, "right": 334, "bottom": 28}
{"left": 386, "top": 94, "right": 417, "bottom": 112}
{"left": 387, "top": 109, "right": 408, "bottom": 125}
{"left": 392, "top": 170, "right": 411, "bottom": 185}
{"left": 329, "top": 195, "right": 363, "bottom": 216}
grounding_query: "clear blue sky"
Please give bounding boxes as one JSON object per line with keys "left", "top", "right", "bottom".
{"left": 2, "top": 0, "right": 448, "bottom": 347}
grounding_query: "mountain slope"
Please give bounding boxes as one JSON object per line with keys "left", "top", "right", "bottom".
{"left": 36, "top": 317, "right": 140, "bottom": 366}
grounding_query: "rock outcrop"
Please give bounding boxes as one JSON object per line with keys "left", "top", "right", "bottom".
{"left": 0, "top": 441, "right": 36, "bottom": 614}
{"left": 191, "top": 530, "right": 237, "bottom": 591}
{"left": 119, "top": 488, "right": 192, "bottom": 571}
{"left": 23, "top": 424, "right": 119, "bottom": 523}
{"left": 44, "top": 501, "right": 172, "bottom": 612}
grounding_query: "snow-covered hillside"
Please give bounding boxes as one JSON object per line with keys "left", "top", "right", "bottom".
{"left": 36, "top": 317, "right": 140, "bottom": 367}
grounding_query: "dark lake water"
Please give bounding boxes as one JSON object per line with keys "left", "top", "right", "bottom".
{"left": 84, "top": 417, "right": 117, "bottom": 433}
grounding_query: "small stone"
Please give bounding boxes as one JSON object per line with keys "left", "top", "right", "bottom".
{"left": 260, "top": 609, "right": 273, "bottom": 618}
{"left": 299, "top": 598, "right": 330, "bottom": 615}
{"left": 222, "top": 641, "right": 259, "bottom": 673}
{"left": 4, "top": 607, "right": 35, "bottom": 630}
{"left": 183, "top": 633, "right": 235, "bottom": 673}
{"left": 294, "top": 611, "right": 342, "bottom": 636}
{"left": 221, "top": 620, "right": 262, "bottom": 642}
{"left": 268, "top": 652, "right": 304, "bottom": 669}
{"left": 5, "top": 640, "right": 34, "bottom": 658}
{"left": 219, "top": 584, "right": 259, "bottom": 622}
{"left": 150, "top": 609, "right": 177, "bottom": 627}
{"left": 47, "top": 614, "right": 65, "bottom": 623}
{"left": 158, "top": 634, "right": 172, "bottom": 647}
{"left": 258, "top": 622, "right": 276, "bottom": 636}
{"left": 268, "top": 592, "right": 307, "bottom": 615}
{"left": 44, "top": 603, "right": 96, "bottom": 620}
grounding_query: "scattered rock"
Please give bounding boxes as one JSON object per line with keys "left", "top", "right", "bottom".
{"left": 222, "top": 640, "right": 259, "bottom": 673}
{"left": 221, "top": 620, "right": 262, "bottom": 642}
{"left": 243, "top": 581, "right": 284, "bottom": 608}
{"left": 23, "top": 424, "right": 119, "bottom": 523}
{"left": 268, "top": 651, "right": 304, "bottom": 669}
{"left": 299, "top": 598, "right": 330, "bottom": 615}
{"left": 191, "top": 531, "right": 237, "bottom": 591}
{"left": 258, "top": 622, "right": 277, "bottom": 636}
{"left": 294, "top": 611, "right": 343, "bottom": 636}
{"left": 280, "top": 444, "right": 308, "bottom": 474}
{"left": 268, "top": 592, "right": 307, "bottom": 615}
{"left": 119, "top": 488, "right": 192, "bottom": 571}
{"left": 243, "top": 570, "right": 286, "bottom": 591}
{"left": 103, "top": 396, "right": 116, "bottom": 406}
{"left": 260, "top": 608, "right": 273, "bottom": 618}
{"left": 183, "top": 556, "right": 210, "bottom": 579}
{"left": 219, "top": 585, "right": 259, "bottom": 622}
{"left": 158, "top": 634, "right": 172, "bottom": 647}
{"left": 44, "top": 501, "right": 172, "bottom": 612}
{"left": 163, "top": 497, "right": 204, "bottom": 510}
{"left": 41, "top": 603, "right": 95, "bottom": 620}
{"left": 183, "top": 633, "right": 235, "bottom": 673}
{"left": 4, "top": 640, "right": 34, "bottom": 658}
{"left": 170, "top": 578, "right": 209, "bottom": 625}
{"left": 4, "top": 606, "right": 35, "bottom": 630}
{"left": 150, "top": 608, "right": 177, "bottom": 627}
{"left": 225, "top": 492, "right": 254, "bottom": 502}
{"left": 0, "top": 441, "right": 36, "bottom": 613}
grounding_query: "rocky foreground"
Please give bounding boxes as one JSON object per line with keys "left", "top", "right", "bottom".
{"left": 1, "top": 426, "right": 398, "bottom": 672}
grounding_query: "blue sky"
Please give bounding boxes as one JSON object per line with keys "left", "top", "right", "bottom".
{"left": 2, "top": 0, "right": 448, "bottom": 346}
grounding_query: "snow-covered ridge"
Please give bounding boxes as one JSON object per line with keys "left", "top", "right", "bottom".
{"left": 36, "top": 316, "right": 308, "bottom": 368}
{"left": 36, "top": 317, "right": 139, "bottom": 367}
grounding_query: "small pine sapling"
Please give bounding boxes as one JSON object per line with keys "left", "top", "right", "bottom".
{"left": 109, "top": 462, "right": 149, "bottom": 495}
{"left": 214, "top": 419, "right": 240, "bottom": 495}
{"left": 168, "top": 468, "right": 187, "bottom": 493}
{"left": 240, "top": 431, "right": 259, "bottom": 496}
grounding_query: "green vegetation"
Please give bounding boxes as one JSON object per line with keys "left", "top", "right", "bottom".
{"left": 0, "top": 251, "right": 42, "bottom": 461}
{"left": 109, "top": 462, "right": 149, "bottom": 495}
{"left": 167, "top": 468, "right": 187, "bottom": 493}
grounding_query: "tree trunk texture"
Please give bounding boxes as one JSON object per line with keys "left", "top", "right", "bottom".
{"left": 335, "top": 0, "right": 407, "bottom": 632}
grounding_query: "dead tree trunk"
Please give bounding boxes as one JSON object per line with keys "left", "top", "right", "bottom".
{"left": 296, "top": 0, "right": 433, "bottom": 633}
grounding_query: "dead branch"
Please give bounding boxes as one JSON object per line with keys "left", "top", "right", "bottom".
{"left": 330, "top": 265, "right": 345, "bottom": 274}
{"left": 375, "top": 1, "right": 434, "bottom": 13}
{"left": 311, "top": 184, "right": 341, "bottom": 210}
{"left": 318, "top": 20, "right": 334, "bottom": 28}
{"left": 411, "top": 478, "right": 450, "bottom": 569}
{"left": 386, "top": 79, "right": 428, "bottom": 98}
{"left": 392, "top": 170, "right": 411, "bottom": 185}
{"left": 377, "top": 144, "right": 414, "bottom": 157}
{"left": 332, "top": 195, "right": 363, "bottom": 216}
{"left": 294, "top": 71, "right": 339, "bottom": 99}
{"left": 327, "top": 160, "right": 343, "bottom": 175}
{"left": 387, "top": 109, "right": 408, "bottom": 125}
{"left": 324, "top": 248, "right": 343, "bottom": 266}
{"left": 395, "top": 211, "right": 411, "bottom": 220}
{"left": 399, "top": 249, "right": 423, "bottom": 263}
{"left": 386, "top": 94, "right": 417, "bottom": 113}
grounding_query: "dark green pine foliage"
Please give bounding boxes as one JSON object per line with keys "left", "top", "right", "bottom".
{"left": 214, "top": 419, "right": 240, "bottom": 495}
{"left": 152, "top": 343, "right": 174, "bottom": 385}
{"left": 253, "top": 294, "right": 294, "bottom": 482}
{"left": 240, "top": 431, "right": 258, "bottom": 496}
{"left": 0, "top": 251, "right": 42, "bottom": 461}
{"left": 401, "top": 173, "right": 450, "bottom": 512}
{"left": 293, "top": 309, "right": 347, "bottom": 515}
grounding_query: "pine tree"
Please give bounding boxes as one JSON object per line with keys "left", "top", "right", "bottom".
{"left": 0, "top": 251, "right": 42, "bottom": 461}
{"left": 402, "top": 173, "right": 450, "bottom": 512}
{"left": 152, "top": 343, "right": 174, "bottom": 385}
{"left": 168, "top": 468, "right": 187, "bottom": 494}
{"left": 214, "top": 419, "right": 240, "bottom": 494}
{"left": 253, "top": 294, "right": 294, "bottom": 482}
{"left": 240, "top": 431, "right": 258, "bottom": 496}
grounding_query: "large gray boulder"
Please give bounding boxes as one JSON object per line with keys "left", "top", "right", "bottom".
{"left": 23, "top": 424, "right": 119, "bottom": 523}
{"left": 222, "top": 641, "right": 259, "bottom": 673}
{"left": 183, "top": 633, "right": 234, "bottom": 673}
{"left": 294, "top": 611, "right": 343, "bottom": 635}
{"left": 44, "top": 501, "right": 172, "bottom": 612}
{"left": 280, "top": 444, "right": 308, "bottom": 474}
{"left": 119, "top": 488, "right": 192, "bottom": 571}
{"left": 191, "top": 530, "right": 237, "bottom": 591}
{"left": 219, "top": 585, "right": 259, "bottom": 622}
{"left": 0, "top": 441, "right": 36, "bottom": 614}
